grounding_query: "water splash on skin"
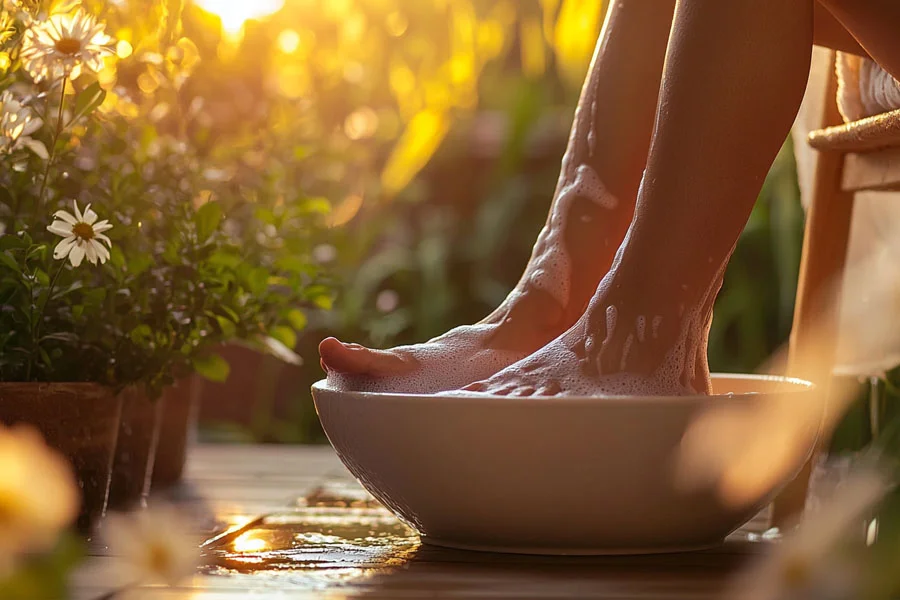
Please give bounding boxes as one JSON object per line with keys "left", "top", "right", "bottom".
{"left": 587, "top": 100, "right": 598, "bottom": 157}
{"left": 635, "top": 316, "right": 647, "bottom": 343}
{"left": 651, "top": 316, "right": 663, "bottom": 339}
{"left": 326, "top": 323, "right": 526, "bottom": 394}
{"left": 529, "top": 164, "right": 620, "bottom": 307}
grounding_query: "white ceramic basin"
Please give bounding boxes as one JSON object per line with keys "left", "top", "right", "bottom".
{"left": 312, "top": 374, "right": 817, "bottom": 555}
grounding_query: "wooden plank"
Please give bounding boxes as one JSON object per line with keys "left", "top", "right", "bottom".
{"left": 772, "top": 53, "right": 857, "bottom": 527}
{"left": 842, "top": 147, "right": 900, "bottom": 191}
{"left": 72, "top": 445, "right": 769, "bottom": 599}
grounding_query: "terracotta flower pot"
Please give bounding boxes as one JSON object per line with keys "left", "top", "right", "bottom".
{"left": 108, "top": 388, "right": 165, "bottom": 509}
{"left": 0, "top": 383, "right": 123, "bottom": 534}
{"left": 152, "top": 377, "right": 201, "bottom": 488}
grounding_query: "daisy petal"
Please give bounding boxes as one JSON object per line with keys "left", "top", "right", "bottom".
{"left": 84, "top": 241, "right": 98, "bottom": 265}
{"left": 68, "top": 244, "right": 85, "bottom": 267}
{"left": 52, "top": 210, "right": 77, "bottom": 225}
{"left": 92, "top": 240, "right": 110, "bottom": 263}
{"left": 72, "top": 201, "right": 83, "bottom": 223}
{"left": 82, "top": 206, "right": 98, "bottom": 225}
{"left": 92, "top": 220, "right": 112, "bottom": 233}
{"left": 47, "top": 221, "right": 73, "bottom": 237}
{"left": 94, "top": 232, "right": 112, "bottom": 246}
{"left": 53, "top": 236, "right": 75, "bottom": 259}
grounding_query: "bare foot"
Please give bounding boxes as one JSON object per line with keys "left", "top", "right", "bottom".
{"left": 321, "top": 168, "right": 632, "bottom": 394}
{"left": 455, "top": 254, "right": 724, "bottom": 398}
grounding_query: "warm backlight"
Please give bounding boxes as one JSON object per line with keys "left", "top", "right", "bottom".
{"left": 194, "top": 0, "right": 286, "bottom": 34}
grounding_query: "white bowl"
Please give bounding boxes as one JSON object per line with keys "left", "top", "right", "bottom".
{"left": 312, "top": 374, "right": 817, "bottom": 555}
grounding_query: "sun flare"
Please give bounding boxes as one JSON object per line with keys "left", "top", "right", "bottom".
{"left": 194, "top": 0, "right": 285, "bottom": 35}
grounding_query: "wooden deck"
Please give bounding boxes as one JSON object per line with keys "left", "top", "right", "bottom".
{"left": 73, "top": 444, "right": 772, "bottom": 599}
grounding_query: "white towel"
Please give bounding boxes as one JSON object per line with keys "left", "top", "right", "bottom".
{"left": 836, "top": 52, "right": 900, "bottom": 123}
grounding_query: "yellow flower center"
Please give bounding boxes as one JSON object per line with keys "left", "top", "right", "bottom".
{"left": 54, "top": 37, "right": 82, "bottom": 56}
{"left": 72, "top": 222, "right": 94, "bottom": 241}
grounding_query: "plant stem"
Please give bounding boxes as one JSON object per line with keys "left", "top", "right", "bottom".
{"left": 25, "top": 259, "right": 65, "bottom": 380}
{"left": 36, "top": 75, "right": 68, "bottom": 212}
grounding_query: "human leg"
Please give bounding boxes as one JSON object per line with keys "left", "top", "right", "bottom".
{"left": 320, "top": 0, "right": 676, "bottom": 393}
{"left": 464, "top": 0, "right": 815, "bottom": 396}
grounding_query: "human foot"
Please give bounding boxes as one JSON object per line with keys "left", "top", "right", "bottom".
{"left": 455, "top": 252, "right": 725, "bottom": 398}
{"left": 321, "top": 167, "right": 633, "bottom": 394}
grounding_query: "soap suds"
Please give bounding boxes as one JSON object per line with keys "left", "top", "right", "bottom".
{"left": 529, "top": 163, "right": 620, "bottom": 308}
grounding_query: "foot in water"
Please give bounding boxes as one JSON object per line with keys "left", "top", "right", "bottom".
{"left": 320, "top": 167, "right": 630, "bottom": 393}
{"left": 320, "top": 141, "right": 644, "bottom": 394}
{"left": 453, "top": 245, "right": 726, "bottom": 398}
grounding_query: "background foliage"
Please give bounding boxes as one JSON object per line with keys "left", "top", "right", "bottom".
{"left": 185, "top": 0, "right": 806, "bottom": 443}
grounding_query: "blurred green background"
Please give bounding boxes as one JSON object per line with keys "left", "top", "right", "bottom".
{"left": 190, "top": 0, "right": 805, "bottom": 443}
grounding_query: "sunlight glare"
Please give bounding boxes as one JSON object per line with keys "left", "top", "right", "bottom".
{"left": 232, "top": 532, "right": 269, "bottom": 553}
{"left": 195, "top": 0, "right": 285, "bottom": 35}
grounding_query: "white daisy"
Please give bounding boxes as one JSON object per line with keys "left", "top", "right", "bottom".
{"left": 0, "top": 90, "right": 47, "bottom": 158}
{"left": 20, "top": 8, "right": 113, "bottom": 82}
{"left": 0, "top": 424, "right": 80, "bottom": 575}
{"left": 46, "top": 199, "right": 113, "bottom": 267}
{"left": 103, "top": 504, "right": 200, "bottom": 587}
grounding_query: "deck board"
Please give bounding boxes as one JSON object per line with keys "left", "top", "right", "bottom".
{"left": 72, "top": 444, "right": 771, "bottom": 599}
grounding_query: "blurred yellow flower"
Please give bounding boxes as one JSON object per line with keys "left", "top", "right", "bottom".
{"left": 103, "top": 504, "right": 200, "bottom": 587}
{"left": 0, "top": 90, "right": 47, "bottom": 158}
{"left": 47, "top": 200, "right": 113, "bottom": 267}
{"left": 21, "top": 8, "right": 113, "bottom": 82}
{"left": 728, "top": 469, "right": 887, "bottom": 600}
{"left": 0, "top": 424, "right": 79, "bottom": 574}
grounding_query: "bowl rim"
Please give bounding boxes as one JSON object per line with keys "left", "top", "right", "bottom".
{"left": 311, "top": 372, "right": 815, "bottom": 405}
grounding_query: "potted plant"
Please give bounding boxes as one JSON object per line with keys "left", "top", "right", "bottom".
{"left": 0, "top": 0, "right": 332, "bottom": 528}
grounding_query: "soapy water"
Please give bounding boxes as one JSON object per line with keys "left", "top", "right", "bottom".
{"left": 529, "top": 162, "right": 620, "bottom": 308}
{"left": 326, "top": 324, "right": 526, "bottom": 395}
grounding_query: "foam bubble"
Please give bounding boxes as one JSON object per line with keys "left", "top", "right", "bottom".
{"left": 528, "top": 163, "right": 620, "bottom": 308}
{"left": 635, "top": 315, "right": 646, "bottom": 343}
{"left": 325, "top": 323, "right": 526, "bottom": 394}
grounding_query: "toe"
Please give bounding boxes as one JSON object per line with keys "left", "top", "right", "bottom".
{"left": 319, "top": 337, "right": 418, "bottom": 376}
{"left": 511, "top": 386, "right": 535, "bottom": 397}
{"left": 462, "top": 381, "right": 488, "bottom": 392}
{"left": 492, "top": 384, "right": 519, "bottom": 396}
{"left": 535, "top": 381, "right": 562, "bottom": 396}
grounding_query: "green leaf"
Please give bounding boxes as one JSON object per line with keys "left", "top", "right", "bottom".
{"left": 214, "top": 314, "right": 236, "bottom": 337}
{"left": 246, "top": 267, "right": 269, "bottom": 295}
{"left": 286, "top": 309, "right": 307, "bottom": 330}
{"left": 70, "top": 81, "right": 107, "bottom": 124}
{"left": 312, "top": 294, "right": 333, "bottom": 311}
{"left": 0, "top": 251, "right": 19, "bottom": 273}
{"left": 269, "top": 325, "right": 296, "bottom": 349}
{"left": 192, "top": 353, "right": 230, "bottom": 382}
{"left": 129, "top": 324, "right": 153, "bottom": 345}
{"left": 195, "top": 201, "right": 222, "bottom": 241}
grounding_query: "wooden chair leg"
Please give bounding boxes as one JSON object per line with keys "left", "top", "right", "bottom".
{"left": 770, "top": 59, "right": 856, "bottom": 527}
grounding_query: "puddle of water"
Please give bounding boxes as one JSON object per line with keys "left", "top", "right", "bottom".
{"left": 206, "top": 479, "right": 420, "bottom": 586}
{"left": 212, "top": 508, "right": 419, "bottom": 570}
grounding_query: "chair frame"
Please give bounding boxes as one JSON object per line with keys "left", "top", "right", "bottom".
{"left": 771, "top": 52, "right": 900, "bottom": 526}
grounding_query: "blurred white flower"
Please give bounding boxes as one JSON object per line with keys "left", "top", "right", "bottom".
{"left": 103, "top": 504, "right": 200, "bottom": 587}
{"left": 312, "top": 244, "right": 337, "bottom": 264}
{"left": 0, "top": 90, "right": 47, "bottom": 158}
{"left": 0, "top": 424, "right": 79, "bottom": 574}
{"left": 47, "top": 199, "right": 113, "bottom": 267}
{"left": 20, "top": 8, "right": 113, "bottom": 82}
{"left": 728, "top": 469, "right": 887, "bottom": 600}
